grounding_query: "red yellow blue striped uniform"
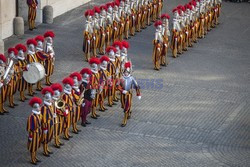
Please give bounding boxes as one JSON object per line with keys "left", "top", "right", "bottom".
{"left": 15, "top": 60, "right": 28, "bottom": 101}
{"left": 62, "top": 93, "right": 74, "bottom": 138}
{"left": 7, "top": 66, "right": 18, "bottom": 107}
{"left": 98, "top": 68, "right": 110, "bottom": 110}
{"left": 26, "top": 112, "right": 42, "bottom": 163}
{"left": 107, "top": 61, "right": 116, "bottom": 106}
{"left": 41, "top": 104, "right": 54, "bottom": 155}
{"left": 27, "top": 0, "right": 38, "bottom": 30}
{"left": 90, "top": 72, "right": 100, "bottom": 118}
{"left": 72, "top": 89, "right": 81, "bottom": 132}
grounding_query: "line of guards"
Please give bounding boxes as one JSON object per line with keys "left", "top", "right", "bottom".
{"left": 83, "top": 0, "right": 163, "bottom": 61}
{"left": 0, "top": 31, "right": 55, "bottom": 115}
{"left": 26, "top": 39, "right": 141, "bottom": 164}
{"left": 152, "top": 0, "right": 222, "bottom": 70}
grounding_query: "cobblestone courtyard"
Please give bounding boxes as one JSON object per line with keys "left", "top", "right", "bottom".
{"left": 0, "top": 0, "right": 250, "bottom": 167}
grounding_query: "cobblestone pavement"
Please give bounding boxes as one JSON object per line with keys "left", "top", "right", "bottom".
{"left": 1, "top": 0, "right": 250, "bottom": 167}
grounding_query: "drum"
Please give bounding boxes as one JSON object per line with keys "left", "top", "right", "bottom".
{"left": 23, "top": 62, "right": 45, "bottom": 84}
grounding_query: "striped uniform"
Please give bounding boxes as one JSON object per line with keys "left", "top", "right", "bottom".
{"left": 41, "top": 105, "right": 54, "bottom": 143}
{"left": 72, "top": 89, "right": 81, "bottom": 122}
{"left": 7, "top": 65, "right": 18, "bottom": 106}
{"left": 90, "top": 72, "right": 100, "bottom": 107}
{"left": 27, "top": 113, "right": 42, "bottom": 152}
{"left": 107, "top": 61, "right": 116, "bottom": 106}
{"left": 15, "top": 60, "right": 28, "bottom": 100}
{"left": 0, "top": 85, "right": 8, "bottom": 113}
{"left": 90, "top": 72, "right": 100, "bottom": 118}
{"left": 98, "top": 68, "right": 110, "bottom": 110}
{"left": 62, "top": 93, "right": 74, "bottom": 138}
{"left": 27, "top": 0, "right": 38, "bottom": 29}
{"left": 52, "top": 103, "right": 62, "bottom": 147}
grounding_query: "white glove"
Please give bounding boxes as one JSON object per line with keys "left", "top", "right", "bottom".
{"left": 28, "top": 137, "right": 32, "bottom": 141}
{"left": 65, "top": 109, "right": 69, "bottom": 115}
{"left": 0, "top": 82, "right": 3, "bottom": 88}
{"left": 82, "top": 103, "right": 85, "bottom": 107}
{"left": 122, "top": 90, "right": 128, "bottom": 94}
{"left": 138, "top": 96, "right": 141, "bottom": 100}
{"left": 43, "top": 130, "right": 48, "bottom": 134}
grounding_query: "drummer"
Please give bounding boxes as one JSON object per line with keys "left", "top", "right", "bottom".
{"left": 26, "top": 38, "right": 43, "bottom": 96}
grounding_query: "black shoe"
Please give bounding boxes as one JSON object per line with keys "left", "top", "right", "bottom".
{"left": 48, "top": 151, "right": 53, "bottom": 154}
{"left": 59, "top": 142, "right": 64, "bottom": 146}
{"left": 36, "top": 159, "right": 41, "bottom": 163}
{"left": 77, "top": 129, "right": 82, "bottom": 132}
{"left": 112, "top": 103, "right": 117, "bottom": 105}
{"left": 63, "top": 137, "right": 69, "bottom": 140}
{"left": 30, "top": 161, "right": 37, "bottom": 165}
{"left": 121, "top": 124, "right": 126, "bottom": 127}
{"left": 43, "top": 153, "right": 50, "bottom": 157}
{"left": 72, "top": 131, "right": 78, "bottom": 134}
{"left": 99, "top": 109, "right": 105, "bottom": 112}
{"left": 69, "top": 135, "right": 73, "bottom": 138}
{"left": 96, "top": 114, "right": 100, "bottom": 117}
{"left": 91, "top": 116, "right": 97, "bottom": 119}
{"left": 4, "top": 111, "right": 9, "bottom": 113}
{"left": 0, "top": 112, "right": 4, "bottom": 115}
{"left": 34, "top": 27, "right": 37, "bottom": 29}
{"left": 9, "top": 105, "right": 14, "bottom": 108}
{"left": 13, "top": 103, "right": 18, "bottom": 106}
{"left": 28, "top": 94, "right": 34, "bottom": 97}
{"left": 29, "top": 28, "right": 33, "bottom": 31}
{"left": 54, "top": 145, "right": 60, "bottom": 148}
{"left": 85, "top": 120, "right": 91, "bottom": 124}
{"left": 113, "top": 99, "right": 119, "bottom": 102}
{"left": 108, "top": 104, "right": 113, "bottom": 107}
{"left": 81, "top": 123, "right": 86, "bottom": 127}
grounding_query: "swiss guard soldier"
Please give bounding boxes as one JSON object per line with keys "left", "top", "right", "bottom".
{"left": 61, "top": 77, "right": 74, "bottom": 140}
{"left": 98, "top": 56, "right": 110, "bottom": 111}
{"left": 106, "top": 2, "right": 114, "bottom": 47}
{"left": 15, "top": 44, "right": 28, "bottom": 102}
{"left": 88, "top": 57, "right": 101, "bottom": 119}
{"left": 41, "top": 87, "right": 54, "bottom": 157}
{"left": 26, "top": 97, "right": 42, "bottom": 165}
{"left": 35, "top": 35, "right": 48, "bottom": 90}
{"left": 83, "top": 10, "right": 94, "bottom": 61}
{"left": 27, "top": 0, "right": 38, "bottom": 30}
{"left": 120, "top": 40, "right": 130, "bottom": 71}
{"left": 112, "top": 40, "right": 123, "bottom": 77}
{"left": 171, "top": 8, "right": 181, "bottom": 58}
{"left": 69, "top": 72, "right": 82, "bottom": 134}
{"left": 26, "top": 38, "right": 39, "bottom": 96}
{"left": 124, "top": 0, "right": 131, "bottom": 39}
{"left": 7, "top": 48, "right": 18, "bottom": 108}
{"left": 113, "top": 1, "right": 121, "bottom": 42}
{"left": 106, "top": 46, "right": 117, "bottom": 107}
{"left": 0, "top": 54, "right": 8, "bottom": 114}
{"left": 92, "top": 7, "right": 101, "bottom": 58}
{"left": 161, "top": 13, "right": 171, "bottom": 66}
{"left": 79, "top": 68, "right": 93, "bottom": 127}
{"left": 152, "top": 20, "right": 163, "bottom": 70}
{"left": 44, "top": 31, "right": 55, "bottom": 86}
{"left": 99, "top": 5, "right": 107, "bottom": 55}
{"left": 51, "top": 83, "right": 64, "bottom": 148}
{"left": 117, "top": 62, "right": 141, "bottom": 127}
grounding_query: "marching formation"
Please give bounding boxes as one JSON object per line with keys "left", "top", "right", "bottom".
{"left": 83, "top": 0, "right": 163, "bottom": 61}
{"left": 26, "top": 39, "right": 141, "bottom": 164}
{"left": 152, "top": 0, "right": 222, "bottom": 70}
{"left": 0, "top": 31, "right": 55, "bottom": 115}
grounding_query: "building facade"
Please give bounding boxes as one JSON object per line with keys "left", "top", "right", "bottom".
{"left": 0, "top": 0, "right": 90, "bottom": 53}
